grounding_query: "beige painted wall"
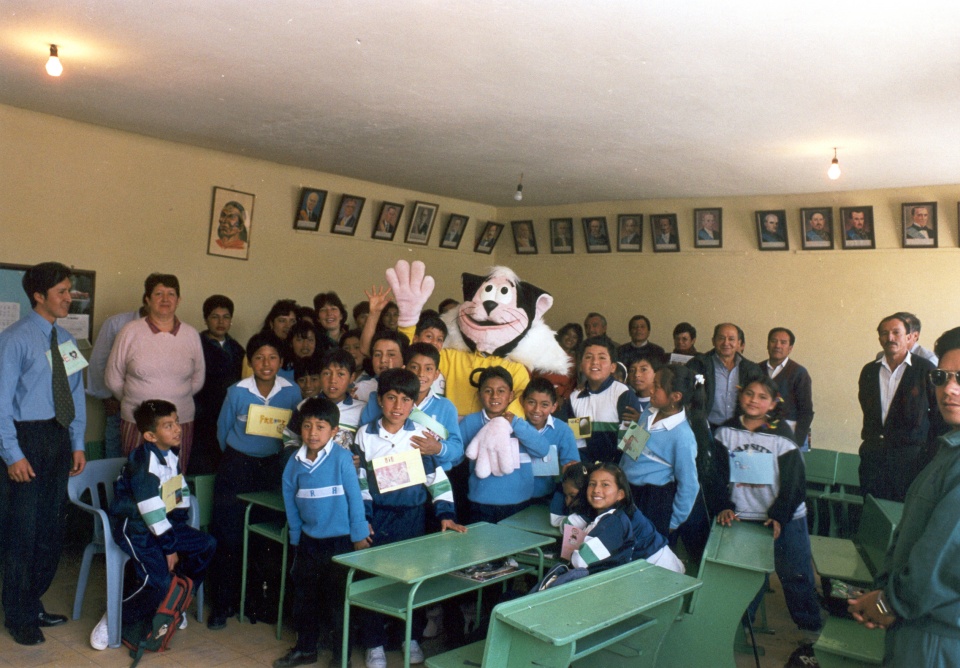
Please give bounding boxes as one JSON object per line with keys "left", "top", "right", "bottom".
{"left": 3, "top": 103, "right": 958, "bottom": 451}
{"left": 499, "top": 190, "right": 960, "bottom": 452}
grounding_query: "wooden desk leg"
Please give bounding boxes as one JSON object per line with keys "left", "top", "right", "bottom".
{"left": 239, "top": 502, "right": 254, "bottom": 624}
{"left": 342, "top": 568, "right": 356, "bottom": 668}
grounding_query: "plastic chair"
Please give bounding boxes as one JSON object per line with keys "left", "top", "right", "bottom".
{"left": 803, "top": 449, "right": 838, "bottom": 536}
{"left": 69, "top": 457, "right": 205, "bottom": 648}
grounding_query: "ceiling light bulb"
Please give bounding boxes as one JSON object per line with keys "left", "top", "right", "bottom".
{"left": 514, "top": 172, "right": 523, "bottom": 201}
{"left": 827, "top": 148, "right": 840, "bottom": 180}
{"left": 45, "top": 44, "right": 62, "bottom": 77}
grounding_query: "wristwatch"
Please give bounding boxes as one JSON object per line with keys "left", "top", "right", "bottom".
{"left": 876, "top": 592, "right": 891, "bottom": 617}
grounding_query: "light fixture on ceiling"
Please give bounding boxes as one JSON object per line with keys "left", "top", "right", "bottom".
{"left": 513, "top": 173, "right": 523, "bottom": 202}
{"left": 45, "top": 44, "right": 63, "bottom": 77}
{"left": 827, "top": 147, "right": 841, "bottom": 180}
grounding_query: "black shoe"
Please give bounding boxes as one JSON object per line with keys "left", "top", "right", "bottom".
{"left": 206, "top": 612, "right": 228, "bottom": 631}
{"left": 273, "top": 648, "right": 318, "bottom": 668}
{"left": 10, "top": 625, "right": 45, "bottom": 645}
{"left": 37, "top": 611, "right": 68, "bottom": 627}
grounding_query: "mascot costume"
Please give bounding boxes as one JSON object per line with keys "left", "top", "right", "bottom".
{"left": 386, "top": 260, "right": 569, "bottom": 478}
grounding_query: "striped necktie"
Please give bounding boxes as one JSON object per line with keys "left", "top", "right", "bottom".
{"left": 50, "top": 327, "right": 75, "bottom": 428}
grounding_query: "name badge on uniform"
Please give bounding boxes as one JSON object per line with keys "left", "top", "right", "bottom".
{"left": 47, "top": 340, "right": 88, "bottom": 376}
{"left": 729, "top": 450, "right": 775, "bottom": 485}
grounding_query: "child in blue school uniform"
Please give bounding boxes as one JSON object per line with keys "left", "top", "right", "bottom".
{"left": 522, "top": 377, "right": 580, "bottom": 501}
{"left": 617, "top": 353, "right": 663, "bottom": 437}
{"left": 91, "top": 400, "right": 216, "bottom": 650}
{"left": 207, "top": 331, "right": 302, "bottom": 630}
{"left": 274, "top": 397, "right": 370, "bottom": 668}
{"left": 715, "top": 377, "right": 822, "bottom": 646}
{"left": 459, "top": 367, "right": 550, "bottom": 524}
{"left": 354, "top": 368, "right": 467, "bottom": 668}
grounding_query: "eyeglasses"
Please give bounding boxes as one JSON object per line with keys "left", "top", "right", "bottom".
{"left": 930, "top": 370, "right": 960, "bottom": 387}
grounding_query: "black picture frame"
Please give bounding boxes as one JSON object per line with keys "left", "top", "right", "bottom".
{"left": 406, "top": 201, "right": 439, "bottom": 246}
{"left": 582, "top": 217, "right": 611, "bottom": 253}
{"left": 693, "top": 208, "right": 722, "bottom": 249}
{"left": 511, "top": 220, "right": 538, "bottom": 255}
{"left": 440, "top": 214, "right": 469, "bottom": 249}
{"left": 293, "top": 188, "right": 326, "bottom": 232}
{"left": 840, "top": 206, "right": 876, "bottom": 250}
{"left": 617, "top": 214, "right": 643, "bottom": 252}
{"left": 475, "top": 222, "right": 503, "bottom": 254}
{"left": 331, "top": 194, "right": 366, "bottom": 236}
{"left": 800, "top": 207, "right": 834, "bottom": 250}
{"left": 756, "top": 209, "right": 789, "bottom": 251}
{"left": 650, "top": 213, "right": 680, "bottom": 253}
{"left": 372, "top": 202, "right": 404, "bottom": 241}
{"left": 550, "top": 218, "right": 574, "bottom": 254}
{"left": 901, "top": 201, "right": 938, "bottom": 248}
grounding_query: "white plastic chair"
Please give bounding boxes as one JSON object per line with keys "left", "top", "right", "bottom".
{"left": 68, "top": 457, "right": 205, "bottom": 648}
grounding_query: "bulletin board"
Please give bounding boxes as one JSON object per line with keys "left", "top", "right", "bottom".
{"left": 0, "top": 263, "right": 97, "bottom": 343}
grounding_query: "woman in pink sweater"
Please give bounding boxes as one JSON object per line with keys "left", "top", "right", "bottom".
{"left": 105, "top": 273, "right": 205, "bottom": 470}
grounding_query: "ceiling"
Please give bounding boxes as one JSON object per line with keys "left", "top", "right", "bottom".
{"left": 2, "top": 1, "right": 959, "bottom": 207}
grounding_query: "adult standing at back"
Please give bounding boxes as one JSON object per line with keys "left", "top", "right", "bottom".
{"left": 857, "top": 314, "right": 940, "bottom": 502}
{"left": 0, "top": 262, "right": 86, "bottom": 645}
{"left": 106, "top": 273, "right": 205, "bottom": 472}
{"left": 687, "top": 323, "right": 762, "bottom": 430}
{"left": 763, "top": 327, "right": 814, "bottom": 450}
{"left": 618, "top": 315, "right": 666, "bottom": 369}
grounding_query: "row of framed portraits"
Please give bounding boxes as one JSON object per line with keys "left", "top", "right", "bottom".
{"left": 206, "top": 185, "right": 947, "bottom": 261}
{"left": 515, "top": 202, "right": 946, "bottom": 255}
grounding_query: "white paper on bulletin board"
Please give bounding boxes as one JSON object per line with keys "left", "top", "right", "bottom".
{"left": 0, "top": 302, "right": 20, "bottom": 333}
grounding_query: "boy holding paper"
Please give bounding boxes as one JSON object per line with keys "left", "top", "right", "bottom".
{"left": 207, "top": 331, "right": 301, "bottom": 631}
{"left": 354, "top": 368, "right": 466, "bottom": 667}
{"left": 91, "top": 399, "right": 216, "bottom": 649}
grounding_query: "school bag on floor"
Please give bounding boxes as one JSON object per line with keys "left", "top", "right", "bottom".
{"left": 121, "top": 573, "right": 194, "bottom": 668}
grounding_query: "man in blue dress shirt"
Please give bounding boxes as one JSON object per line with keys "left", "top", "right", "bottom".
{"left": 0, "top": 262, "right": 87, "bottom": 646}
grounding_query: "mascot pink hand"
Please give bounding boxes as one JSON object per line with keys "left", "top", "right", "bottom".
{"left": 385, "top": 260, "right": 435, "bottom": 327}
{"left": 469, "top": 418, "right": 517, "bottom": 478}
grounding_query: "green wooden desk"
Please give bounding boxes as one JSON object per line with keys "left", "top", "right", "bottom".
{"left": 658, "top": 521, "right": 774, "bottom": 668}
{"left": 498, "top": 504, "right": 561, "bottom": 538}
{"left": 872, "top": 497, "right": 903, "bottom": 531}
{"left": 236, "top": 489, "right": 288, "bottom": 640}
{"left": 334, "top": 522, "right": 553, "bottom": 668}
{"left": 810, "top": 495, "right": 896, "bottom": 585}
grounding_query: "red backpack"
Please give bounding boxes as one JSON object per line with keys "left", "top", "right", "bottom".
{"left": 122, "top": 574, "right": 194, "bottom": 668}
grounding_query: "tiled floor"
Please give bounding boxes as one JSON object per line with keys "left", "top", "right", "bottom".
{"left": 0, "top": 543, "right": 815, "bottom": 668}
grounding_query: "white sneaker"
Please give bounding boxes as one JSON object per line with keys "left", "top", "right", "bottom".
{"left": 178, "top": 613, "right": 188, "bottom": 630}
{"left": 90, "top": 613, "right": 109, "bottom": 650}
{"left": 405, "top": 640, "right": 425, "bottom": 664}
{"left": 365, "top": 646, "right": 387, "bottom": 668}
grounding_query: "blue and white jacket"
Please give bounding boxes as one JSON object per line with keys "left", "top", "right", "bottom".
{"left": 218, "top": 376, "right": 302, "bottom": 457}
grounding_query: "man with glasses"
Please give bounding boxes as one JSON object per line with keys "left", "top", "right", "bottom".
{"left": 857, "top": 314, "right": 942, "bottom": 502}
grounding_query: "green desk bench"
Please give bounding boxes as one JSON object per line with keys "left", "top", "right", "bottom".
{"left": 810, "top": 494, "right": 897, "bottom": 585}
{"left": 658, "top": 521, "right": 774, "bottom": 668}
{"left": 426, "top": 559, "right": 701, "bottom": 668}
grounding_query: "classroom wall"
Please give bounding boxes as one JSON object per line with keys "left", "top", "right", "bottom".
{"left": 498, "top": 189, "right": 960, "bottom": 453}
{"left": 3, "top": 102, "right": 958, "bottom": 452}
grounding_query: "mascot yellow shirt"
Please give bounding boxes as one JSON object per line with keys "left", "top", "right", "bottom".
{"left": 400, "top": 324, "right": 530, "bottom": 418}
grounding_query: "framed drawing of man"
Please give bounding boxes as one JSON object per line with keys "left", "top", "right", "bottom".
{"left": 511, "top": 220, "right": 538, "bottom": 254}
{"left": 800, "top": 207, "right": 833, "bottom": 250}
{"left": 902, "top": 202, "right": 937, "bottom": 248}
{"left": 650, "top": 214, "right": 680, "bottom": 253}
{"left": 208, "top": 187, "right": 255, "bottom": 260}
{"left": 294, "top": 187, "right": 326, "bottom": 232}
{"left": 331, "top": 195, "right": 366, "bottom": 236}
{"left": 406, "top": 201, "right": 439, "bottom": 245}
{"left": 693, "top": 208, "right": 722, "bottom": 248}
{"left": 840, "top": 206, "right": 875, "bottom": 250}
{"left": 475, "top": 222, "right": 503, "bottom": 254}
{"left": 440, "top": 214, "right": 469, "bottom": 249}
{"left": 373, "top": 202, "right": 404, "bottom": 241}
{"left": 756, "top": 210, "right": 788, "bottom": 250}
{"left": 617, "top": 214, "right": 643, "bottom": 252}
{"left": 582, "top": 217, "right": 611, "bottom": 253}
{"left": 550, "top": 218, "right": 574, "bottom": 254}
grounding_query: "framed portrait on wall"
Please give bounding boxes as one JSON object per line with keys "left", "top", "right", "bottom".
{"left": 901, "top": 202, "right": 937, "bottom": 248}
{"left": 800, "top": 207, "right": 833, "bottom": 250}
{"left": 475, "top": 222, "right": 503, "bottom": 254}
{"left": 756, "top": 210, "right": 788, "bottom": 250}
{"left": 406, "top": 201, "right": 439, "bottom": 245}
{"left": 582, "top": 217, "right": 611, "bottom": 253}
{"left": 511, "top": 220, "right": 538, "bottom": 254}
{"left": 840, "top": 206, "right": 875, "bottom": 249}
{"left": 331, "top": 194, "right": 365, "bottom": 236}
{"left": 440, "top": 214, "right": 469, "bottom": 249}
{"left": 550, "top": 218, "right": 574, "bottom": 254}
{"left": 616, "top": 214, "right": 643, "bottom": 252}
{"left": 693, "top": 208, "right": 722, "bottom": 248}
{"left": 372, "top": 202, "right": 404, "bottom": 241}
{"left": 293, "top": 187, "right": 326, "bottom": 232}
{"left": 208, "top": 186, "right": 255, "bottom": 261}
{"left": 650, "top": 213, "right": 680, "bottom": 253}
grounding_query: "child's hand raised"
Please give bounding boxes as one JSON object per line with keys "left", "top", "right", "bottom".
{"left": 440, "top": 519, "right": 467, "bottom": 533}
{"left": 364, "top": 285, "right": 393, "bottom": 315}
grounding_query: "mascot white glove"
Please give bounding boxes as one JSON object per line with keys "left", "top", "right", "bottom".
{"left": 385, "top": 260, "right": 435, "bottom": 327}
{"left": 465, "top": 417, "right": 520, "bottom": 478}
